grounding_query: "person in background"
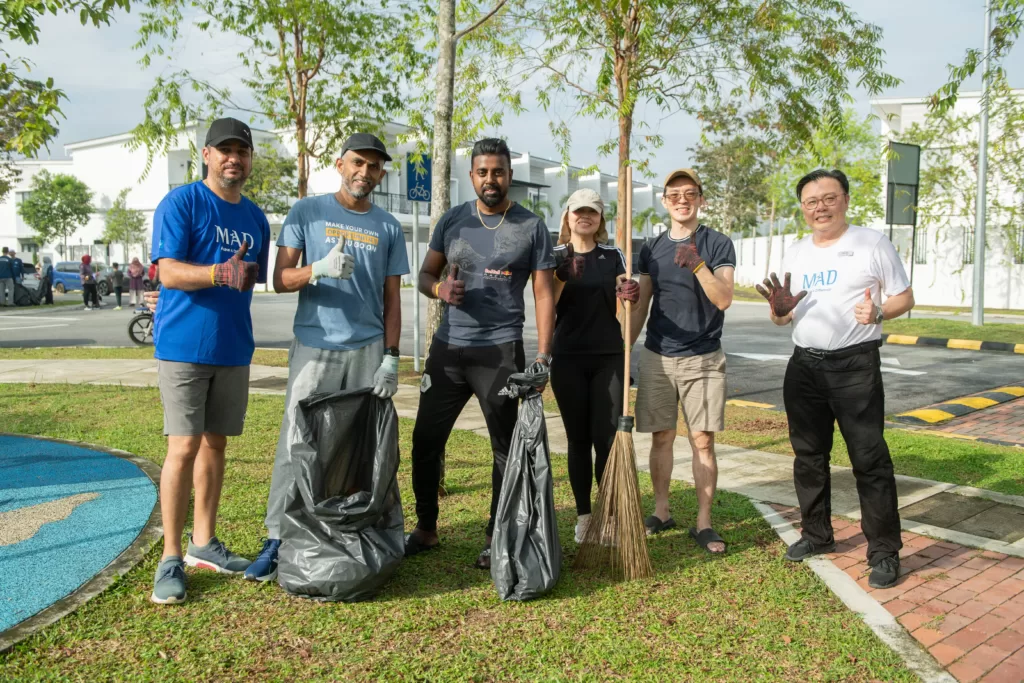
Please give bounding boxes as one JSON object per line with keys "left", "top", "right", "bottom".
{"left": 10, "top": 251, "right": 24, "bottom": 284}
{"left": 128, "top": 257, "right": 146, "bottom": 310}
{"left": 81, "top": 254, "right": 100, "bottom": 310}
{"left": 549, "top": 189, "right": 638, "bottom": 543}
{"left": 39, "top": 257, "right": 54, "bottom": 305}
{"left": 111, "top": 262, "right": 125, "bottom": 310}
{"left": 0, "top": 248, "right": 13, "bottom": 306}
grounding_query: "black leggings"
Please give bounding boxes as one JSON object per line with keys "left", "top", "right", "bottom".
{"left": 411, "top": 339, "right": 525, "bottom": 536}
{"left": 82, "top": 283, "right": 99, "bottom": 306}
{"left": 550, "top": 353, "right": 624, "bottom": 515}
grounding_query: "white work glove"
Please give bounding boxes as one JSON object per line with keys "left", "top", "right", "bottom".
{"left": 372, "top": 354, "right": 399, "bottom": 398}
{"left": 310, "top": 236, "right": 355, "bottom": 282}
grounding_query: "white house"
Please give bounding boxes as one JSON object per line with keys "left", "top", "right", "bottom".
{"left": 0, "top": 122, "right": 664, "bottom": 282}
{"left": 728, "top": 92, "right": 1024, "bottom": 310}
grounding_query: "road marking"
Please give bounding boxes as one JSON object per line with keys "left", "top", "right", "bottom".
{"left": 726, "top": 399, "right": 776, "bottom": 409}
{"left": 0, "top": 316, "right": 81, "bottom": 322}
{"left": 0, "top": 323, "right": 70, "bottom": 331}
{"left": 945, "top": 396, "right": 1000, "bottom": 410}
{"left": 885, "top": 334, "right": 919, "bottom": 345}
{"left": 947, "top": 338, "right": 984, "bottom": 351}
{"left": 878, "top": 367, "right": 927, "bottom": 376}
{"left": 880, "top": 357, "right": 902, "bottom": 366}
{"left": 729, "top": 352, "right": 925, "bottom": 375}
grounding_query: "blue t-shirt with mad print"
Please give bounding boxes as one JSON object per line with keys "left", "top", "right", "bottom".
{"left": 151, "top": 181, "right": 270, "bottom": 366}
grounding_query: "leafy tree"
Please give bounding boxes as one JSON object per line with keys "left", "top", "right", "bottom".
{"left": 510, "top": 0, "right": 899, "bottom": 247}
{"left": 130, "top": 0, "right": 426, "bottom": 197}
{"left": 17, "top": 170, "right": 94, "bottom": 255}
{"left": 243, "top": 143, "right": 298, "bottom": 215}
{"left": 521, "top": 194, "right": 553, "bottom": 219}
{"left": 102, "top": 188, "right": 147, "bottom": 259}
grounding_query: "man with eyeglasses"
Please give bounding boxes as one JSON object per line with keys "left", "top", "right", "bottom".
{"left": 631, "top": 168, "right": 735, "bottom": 554}
{"left": 756, "top": 168, "right": 914, "bottom": 589}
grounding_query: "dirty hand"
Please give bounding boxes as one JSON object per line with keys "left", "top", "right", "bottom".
{"left": 755, "top": 272, "right": 808, "bottom": 318}
{"left": 854, "top": 288, "right": 880, "bottom": 325}
{"left": 673, "top": 241, "right": 706, "bottom": 273}
{"left": 615, "top": 275, "right": 639, "bottom": 304}
{"left": 434, "top": 264, "right": 465, "bottom": 306}
{"left": 311, "top": 236, "right": 355, "bottom": 282}
{"left": 372, "top": 354, "right": 399, "bottom": 399}
{"left": 212, "top": 242, "right": 259, "bottom": 291}
{"left": 554, "top": 243, "right": 586, "bottom": 282}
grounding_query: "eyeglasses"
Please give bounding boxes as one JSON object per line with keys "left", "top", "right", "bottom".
{"left": 664, "top": 190, "right": 701, "bottom": 203}
{"left": 801, "top": 193, "right": 844, "bottom": 210}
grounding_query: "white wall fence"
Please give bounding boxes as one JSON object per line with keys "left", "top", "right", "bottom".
{"left": 730, "top": 226, "right": 1024, "bottom": 310}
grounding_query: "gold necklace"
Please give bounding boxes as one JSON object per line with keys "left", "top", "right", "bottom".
{"left": 476, "top": 200, "right": 512, "bottom": 230}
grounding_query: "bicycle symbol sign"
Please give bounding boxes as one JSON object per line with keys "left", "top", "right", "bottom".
{"left": 406, "top": 154, "right": 432, "bottom": 203}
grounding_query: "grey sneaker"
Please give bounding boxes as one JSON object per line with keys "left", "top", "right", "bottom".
{"left": 151, "top": 556, "right": 187, "bottom": 604}
{"left": 184, "top": 535, "right": 251, "bottom": 575}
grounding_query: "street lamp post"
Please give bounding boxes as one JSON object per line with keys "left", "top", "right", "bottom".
{"left": 972, "top": 0, "right": 992, "bottom": 327}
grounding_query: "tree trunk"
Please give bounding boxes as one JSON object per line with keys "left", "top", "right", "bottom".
{"left": 614, "top": 56, "right": 633, "bottom": 250}
{"left": 764, "top": 197, "right": 776, "bottom": 280}
{"left": 424, "top": 0, "right": 457, "bottom": 355}
{"left": 296, "top": 120, "right": 309, "bottom": 199}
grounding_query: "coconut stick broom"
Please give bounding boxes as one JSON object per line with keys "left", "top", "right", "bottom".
{"left": 574, "top": 166, "right": 653, "bottom": 580}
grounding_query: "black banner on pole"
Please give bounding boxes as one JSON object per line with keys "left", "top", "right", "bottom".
{"left": 886, "top": 142, "right": 921, "bottom": 226}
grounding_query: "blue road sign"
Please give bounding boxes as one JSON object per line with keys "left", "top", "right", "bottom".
{"left": 406, "top": 154, "right": 432, "bottom": 202}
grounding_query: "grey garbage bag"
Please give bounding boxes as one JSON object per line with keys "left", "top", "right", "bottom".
{"left": 491, "top": 372, "right": 562, "bottom": 601}
{"left": 277, "top": 388, "right": 404, "bottom": 602}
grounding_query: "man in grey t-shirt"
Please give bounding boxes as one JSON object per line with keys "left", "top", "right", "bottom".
{"left": 405, "top": 138, "right": 557, "bottom": 569}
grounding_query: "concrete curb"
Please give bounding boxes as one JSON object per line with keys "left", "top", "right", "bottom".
{"left": 890, "top": 384, "right": 1024, "bottom": 426}
{"left": 0, "top": 435, "right": 163, "bottom": 655}
{"left": 882, "top": 333, "right": 1024, "bottom": 355}
{"left": 751, "top": 501, "right": 956, "bottom": 683}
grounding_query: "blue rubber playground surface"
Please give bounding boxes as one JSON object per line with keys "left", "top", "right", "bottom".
{"left": 0, "top": 435, "right": 156, "bottom": 633}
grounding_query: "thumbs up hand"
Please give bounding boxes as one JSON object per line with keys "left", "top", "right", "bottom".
{"left": 434, "top": 263, "right": 465, "bottom": 306}
{"left": 311, "top": 235, "right": 355, "bottom": 282}
{"left": 854, "top": 287, "right": 879, "bottom": 325}
{"left": 213, "top": 241, "right": 260, "bottom": 291}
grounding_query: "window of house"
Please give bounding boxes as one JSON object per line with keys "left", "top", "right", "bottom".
{"left": 913, "top": 227, "right": 927, "bottom": 264}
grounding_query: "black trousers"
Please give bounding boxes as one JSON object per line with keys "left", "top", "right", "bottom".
{"left": 783, "top": 343, "right": 902, "bottom": 566}
{"left": 550, "top": 353, "right": 623, "bottom": 515}
{"left": 82, "top": 283, "right": 99, "bottom": 307}
{"left": 114, "top": 286, "right": 123, "bottom": 307}
{"left": 411, "top": 339, "right": 525, "bottom": 536}
{"left": 41, "top": 277, "right": 53, "bottom": 304}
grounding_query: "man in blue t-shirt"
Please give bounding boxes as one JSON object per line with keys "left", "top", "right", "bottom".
{"left": 243, "top": 133, "right": 410, "bottom": 583}
{"left": 148, "top": 117, "right": 270, "bottom": 605}
{"left": 404, "top": 138, "right": 557, "bottom": 570}
{"left": 0, "top": 247, "right": 13, "bottom": 306}
{"left": 630, "top": 168, "right": 736, "bottom": 555}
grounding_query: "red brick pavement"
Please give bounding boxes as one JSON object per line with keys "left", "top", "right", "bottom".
{"left": 933, "top": 397, "right": 1024, "bottom": 446}
{"left": 771, "top": 504, "right": 1024, "bottom": 682}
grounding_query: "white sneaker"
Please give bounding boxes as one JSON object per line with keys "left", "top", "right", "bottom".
{"left": 574, "top": 514, "right": 592, "bottom": 544}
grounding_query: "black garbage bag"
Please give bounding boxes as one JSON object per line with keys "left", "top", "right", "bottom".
{"left": 491, "top": 372, "right": 562, "bottom": 601}
{"left": 277, "top": 388, "right": 404, "bottom": 602}
{"left": 14, "top": 282, "right": 40, "bottom": 306}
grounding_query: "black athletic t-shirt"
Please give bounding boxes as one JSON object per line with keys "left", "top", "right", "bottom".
{"left": 637, "top": 225, "right": 736, "bottom": 357}
{"left": 429, "top": 201, "right": 556, "bottom": 346}
{"left": 552, "top": 243, "right": 627, "bottom": 355}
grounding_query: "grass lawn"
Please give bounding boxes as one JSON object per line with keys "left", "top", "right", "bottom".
{"left": 0, "top": 384, "right": 911, "bottom": 681}
{"left": 883, "top": 318, "right": 1024, "bottom": 344}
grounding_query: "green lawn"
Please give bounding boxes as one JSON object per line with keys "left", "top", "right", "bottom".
{"left": 0, "top": 384, "right": 911, "bottom": 681}
{"left": 883, "top": 318, "right": 1024, "bottom": 344}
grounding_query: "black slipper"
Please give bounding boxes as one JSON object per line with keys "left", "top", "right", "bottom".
{"left": 689, "top": 527, "right": 727, "bottom": 554}
{"left": 474, "top": 545, "right": 491, "bottom": 570}
{"left": 404, "top": 532, "right": 439, "bottom": 557}
{"left": 644, "top": 515, "right": 677, "bottom": 536}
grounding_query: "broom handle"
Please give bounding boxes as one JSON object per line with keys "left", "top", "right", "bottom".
{"left": 622, "top": 166, "right": 633, "bottom": 416}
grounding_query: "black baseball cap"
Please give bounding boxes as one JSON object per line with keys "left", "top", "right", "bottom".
{"left": 340, "top": 132, "right": 392, "bottom": 162}
{"left": 205, "top": 118, "right": 253, "bottom": 149}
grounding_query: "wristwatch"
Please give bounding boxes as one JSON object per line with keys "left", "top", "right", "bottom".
{"left": 873, "top": 307, "right": 884, "bottom": 325}
{"left": 385, "top": 346, "right": 400, "bottom": 357}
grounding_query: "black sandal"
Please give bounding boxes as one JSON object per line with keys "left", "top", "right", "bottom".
{"left": 644, "top": 515, "right": 677, "bottom": 536}
{"left": 474, "top": 545, "right": 491, "bottom": 570}
{"left": 689, "top": 527, "right": 727, "bottom": 555}
{"left": 404, "top": 532, "right": 439, "bottom": 557}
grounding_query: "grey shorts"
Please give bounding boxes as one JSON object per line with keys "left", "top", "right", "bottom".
{"left": 157, "top": 360, "right": 250, "bottom": 436}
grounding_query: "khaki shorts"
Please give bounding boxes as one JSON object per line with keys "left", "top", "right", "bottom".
{"left": 635, "top": 347, "right": 727, "bottom": 433}
{"left": 157, "top": 360, "right": 250, "bottom": 436}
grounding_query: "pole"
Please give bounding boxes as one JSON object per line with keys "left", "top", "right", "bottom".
{"left": 412, "top": 202, "right": 421, "bottom": 372}
{"left": 973, "top": 0, "right": 992, "bottom": 327}
{"left": 908, "top": 225, "right": 917, "bottom": 320}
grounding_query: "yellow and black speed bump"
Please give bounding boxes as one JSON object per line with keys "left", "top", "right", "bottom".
{"left": 882, "top": 333, "right": 1024, "bottom": 354}
{"left": 891, "top": 385, "right": 1024, "bottom": 425}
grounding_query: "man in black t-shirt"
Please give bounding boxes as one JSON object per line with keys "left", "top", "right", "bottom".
{"left": 406, "top": 138, "right": 557, "bottom": 569}
{"left": 631, "top": 168, "right": 736, "bottom": 554}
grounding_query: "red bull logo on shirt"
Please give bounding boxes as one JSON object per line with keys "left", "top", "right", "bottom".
{"left": 803, "top": 270, "right": 838, "bottom": 290}
{"left": 483, "top": 267, "right": 512, "bottom": 282}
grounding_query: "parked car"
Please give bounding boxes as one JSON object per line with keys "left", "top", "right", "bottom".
{"left": 52, "top": 262, "right": 83, "bottom": 294}
{"left": 90, "top": 262, "right": 116, "bottom": 296}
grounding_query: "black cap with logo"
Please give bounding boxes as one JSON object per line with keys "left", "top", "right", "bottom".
{"left": 205, "top": 118, "right": 254, "bottom": 149}
{"left": 340, "top": 132, "right": 392, "bottom": 162}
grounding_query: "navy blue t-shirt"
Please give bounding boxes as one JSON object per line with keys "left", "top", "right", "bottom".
{"left": 429, "top": 201, "right": 555, "bottom": 346}
{"left": 151, "top": 182, "right": 271, "bottom": 366}
{"left": 637, "top": 225, "right": 736, "bottom": 357}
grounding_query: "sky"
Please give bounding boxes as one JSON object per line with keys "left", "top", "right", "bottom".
{"left": 11, "top": 0, "right": 1024, "bottom": 185}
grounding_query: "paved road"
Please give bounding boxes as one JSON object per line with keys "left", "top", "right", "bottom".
{"left": 1, "top": 292, "right": 1021, "bottom": 414}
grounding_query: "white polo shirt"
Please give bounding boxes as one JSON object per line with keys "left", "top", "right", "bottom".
{"left": 782, "top": 225, "right": 910, "bottom": 351}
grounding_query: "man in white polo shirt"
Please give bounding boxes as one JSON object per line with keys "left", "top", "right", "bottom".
{"left": 757, "top": 168, "right": 915, "bottom": 589}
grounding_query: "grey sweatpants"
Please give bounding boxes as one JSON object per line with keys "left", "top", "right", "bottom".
{"left": 0, "top": 278, "right": 13, "bottom": 306}
{"left": 264, "top": 337, "right": 383, "bottom": 537}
